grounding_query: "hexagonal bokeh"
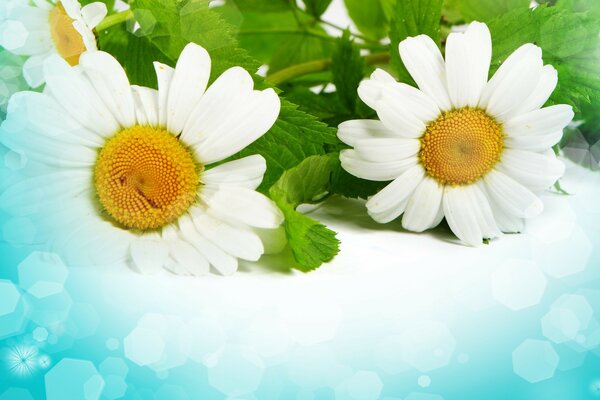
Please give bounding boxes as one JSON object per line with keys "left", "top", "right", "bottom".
{"left": 288, "top": 346, "right": 353, "bottom": 391}
{"left": 208, "top": 345, "right": 265, "bottom": 396}
{"left": 344, "top": 371, "right": 383, "bottom": 400}
{"left": 534, "top": 226, "right": 592, "bottom": 278}
{"left": 0, "top": 280, "right": 27, "bottom": 339}
{"left": 0, "top": 388, "right": 34, "bottom": 400}
{"left": 102, "top": 375, "right": 128, "bottom": 400}
{"left": 399, "top": 321, "right": 456, "bottom": 372}
{"left": 491, "top": 259, "right": 547, "bottom": 310}
{"left": 33, "top": 327, "right": 49, "bottom": 342}
{"left": 99, "top": 357, "right": 129, "bottom": 378}
{"left": 542, "top": 294, "right": 593, "bottom": 344}
{"left": 18, "top": 251, "right": 68, "bottom": 298}
{"left": 123, "top": 326, "right": 165, "bottom": 367}
{"left": 184, "top": 316, "right": 225, "bottom": 365}
{"left": 373, "top": 335, "right": 410, "bottom": 374}
{"left": 25, "top": 290, "right": 73, "bottom": 328}
{"left": 124, "top": 314, "right": 190, "bottom": 371}
{"left": 45, "top": 358, "right": 105, "bottom": 400}
{"left": 0, "top": 279, "right": 20, "bottom": 316}
{"left": 512, "top": 339, "right": 559, "bottom": 383}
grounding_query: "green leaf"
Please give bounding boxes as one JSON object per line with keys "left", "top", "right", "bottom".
{"left": 269, "top": 155, "right": 339, "bottom": 271}
{"left": 230, "top": 0, "right": 290, "bottom": 12}
{"left": 487, "top": 6, "right": 600, "bottom": 115}
{"left": 331, "top": 31, "right": 364, "bottom": 112}
{"left": 444, "top": 0, "right": 530, "bottom": 23}
{"left": 98, "top": 24, "right": 174, "bottom": 88}
{"left": 389, "top": 0, "right": 443, "bottom": 84}
{"left": 329, "top": 153, "right": 387, "bottom": 199}
{"left": 343, "top": 0, "right": 391, "bottom": 40}
{"left": 268, "top": 34, "right": 334, "bottom": 74}
{"left": 305, "top": 0, "right": 333, "bottom": 17}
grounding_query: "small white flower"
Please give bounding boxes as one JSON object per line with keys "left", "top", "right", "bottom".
{"left": 338, "top": 21, "right": 574, "bottom": 246}
{"left": 1, "top": 43, "right": 283, "bottom": 275}
{"left": 0, "top": 0, "right": 107, "bottom": 87}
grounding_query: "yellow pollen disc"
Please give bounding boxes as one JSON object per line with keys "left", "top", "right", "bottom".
{"left": 48, "top": 2, "right": 86, "bottom": 66}
{"left": 94, "top": 126, "right": 200, "bottom": 230}
{"left": 419, "top": 108, "right": 504, "bottom": 186}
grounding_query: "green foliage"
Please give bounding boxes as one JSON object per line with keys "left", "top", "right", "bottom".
{"left": 389, "top": 0, "right": 444, "bottom": 84}
{"left": 98, "top": 24, "right": 173, "bottom": 88}
{"left": 487, "top": 6, "right": 600, "bottom": 115}
{"left": 444, "top": 0, "right": 530, "bottom": 23}
{"left": 269, "top": 155, "right": 339, "bottom": 271}
{"left": 305, "top": 0, "right": 333, "bottom": 17}
{"left": 343, "top": 0, "right": 394, "bottom": 40}
{"left": 331, "top": 31, "right": 364, "bottom": 112}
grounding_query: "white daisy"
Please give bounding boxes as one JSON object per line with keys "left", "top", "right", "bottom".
{"left": 0, "top": 0, "right": 107, "bottom": 87}
{"left": 338, "top": 21, "right": 574, "bottom": 246}
{"left": 0, "top": 42, "right": 283, "bottom": 275}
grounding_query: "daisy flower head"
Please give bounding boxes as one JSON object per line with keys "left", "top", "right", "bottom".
{"left": 0, "top": 0, "right": 107, "bottom": 87}
{"left": 1, "top": 43, "right": 283, "bottom": 275}
{"left": 338, "top": 21, "right": 574, "bottom": 246}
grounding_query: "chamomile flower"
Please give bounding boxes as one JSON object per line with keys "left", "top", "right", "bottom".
{"left": 338, "top": 21, "right": 574, "bottom": 246}
{"left": 0, "top": 0, "right": 107, "bottom": 87}
{"left": 0, "top": 43, "right": 283, "bottom": 275}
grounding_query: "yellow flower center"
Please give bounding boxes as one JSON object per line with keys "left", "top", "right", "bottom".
{"left": 48, "top": 2, "right": 87, "bottom": 66}
{"left": 419, "top": 108, "right": 504, "bottom": 186}
{"left": 94, "top": 126, "right": 201, "bottom": 230}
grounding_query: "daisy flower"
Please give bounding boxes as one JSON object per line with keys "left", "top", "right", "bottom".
{"left": 0, "top": 0, "right": 107, "bottom": 87}
{"left": 338, "top": 21, "right": 573, "bottom": 246}
{"left": 0, "top": 43, "right": 283, "bottom": 275}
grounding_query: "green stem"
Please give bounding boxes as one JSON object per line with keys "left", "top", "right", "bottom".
{"left": 266, "top": 51, "right": 390, "bottom": 86}
{"left": 316, "top": 18, "right": 380, "bottom": 45}
{"left": 95, "top": 10, "right": 134, "bottom": 32}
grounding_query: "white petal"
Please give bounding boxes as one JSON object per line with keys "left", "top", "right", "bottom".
{"left": 190, "top": 207, "right": 264, "bottom": 261}
{"left": 6, "top": 90, "right": 103, "bottom": 147}
{"left": 401, "top": 176, "right": 443, "bottom": 232}
{"left": 366, "top": 165, "right": 424, "bottom": 223}
{"left": 22, "top": 52, "right": 48, "bottom": 88}
{"left": 166, "top": 43, "right": 211, "bottom": 135}
{"left": 512, "top": 65, "right": 558, "bottom": 114}
{"left": 445, "top": 21, "right": 491, "bottom": 108}
{"left": 129, "top": 233, "right": 169, "bottom": 274}
{"left": 202, "top": 155, "right": 266, "bottom": 190}
{"left": 354, "top": 137, "right": 420, "bottom": 162}
{"left": 375, "top": 92, "right": 426, "bottom": 138}
{"left": 356, "top": 68, "right": 395, "bottom": 109}
{"left": 384, "top": 83, "right": 440, "bottom": 123}
{"left": 443, "top": 186, "right": 483, "bottom": 246}
{"left": 43, "top": 55, "right": 120, "bottom": 136}
{"left": 471, "top": 182, "right": 502, "bottom": 239}
{"left": 201, "top": 186, "right": 283, "bottom": 229}
{"left": 191, "top": 86, "right": 280, "bottom": 164}
{"left": 81, "top": 2, "right": 107, "bottom": 29}
{"left": 60, "top": 0, "right": 82, "bottom": 19}
{"left": 337, "top": 119, "right": 400, "bottom": 146}
{"left": 497, "top": 149, "right": 565, "bottom": 191}
{"left": 168, "top": 238, "right": 210, "bottom": 276}
{"left": 481, "top": 185, "right": 524, "bottom": 233}
{"left": 504, "top": 104, "right": 574, "bottom": 151}
{"left": 79, "top": 51, "right": 136, "bottom": 128}
{"left": 153, "top": 61, "right": 174, "bottom": 127}
{"left": 479, "top": 44, "right": 543, "bottom": 120}
{"left": 398, "top": 34, "right": 452, "bottom": 110}
{"left": 72, "top": 19, "right": 98, "bottom": 51}
{"left": 131, "top": 85, "right": 159, "bottom": 127}
{"left": 178, "top": 215, "right": 238, "bottom": 275}
{"left": 340, "top": 149, "right": 418, "bottom": 181}
{"left": 0, "top": 170, "right": 90, "bottom": 216}
{"left": 484, "top": 169, "right": 543, "bottom": 218}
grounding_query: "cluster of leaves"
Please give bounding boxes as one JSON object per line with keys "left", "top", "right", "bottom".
{"left": 96, "top": 0, "right": 599, "bottom": 271}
